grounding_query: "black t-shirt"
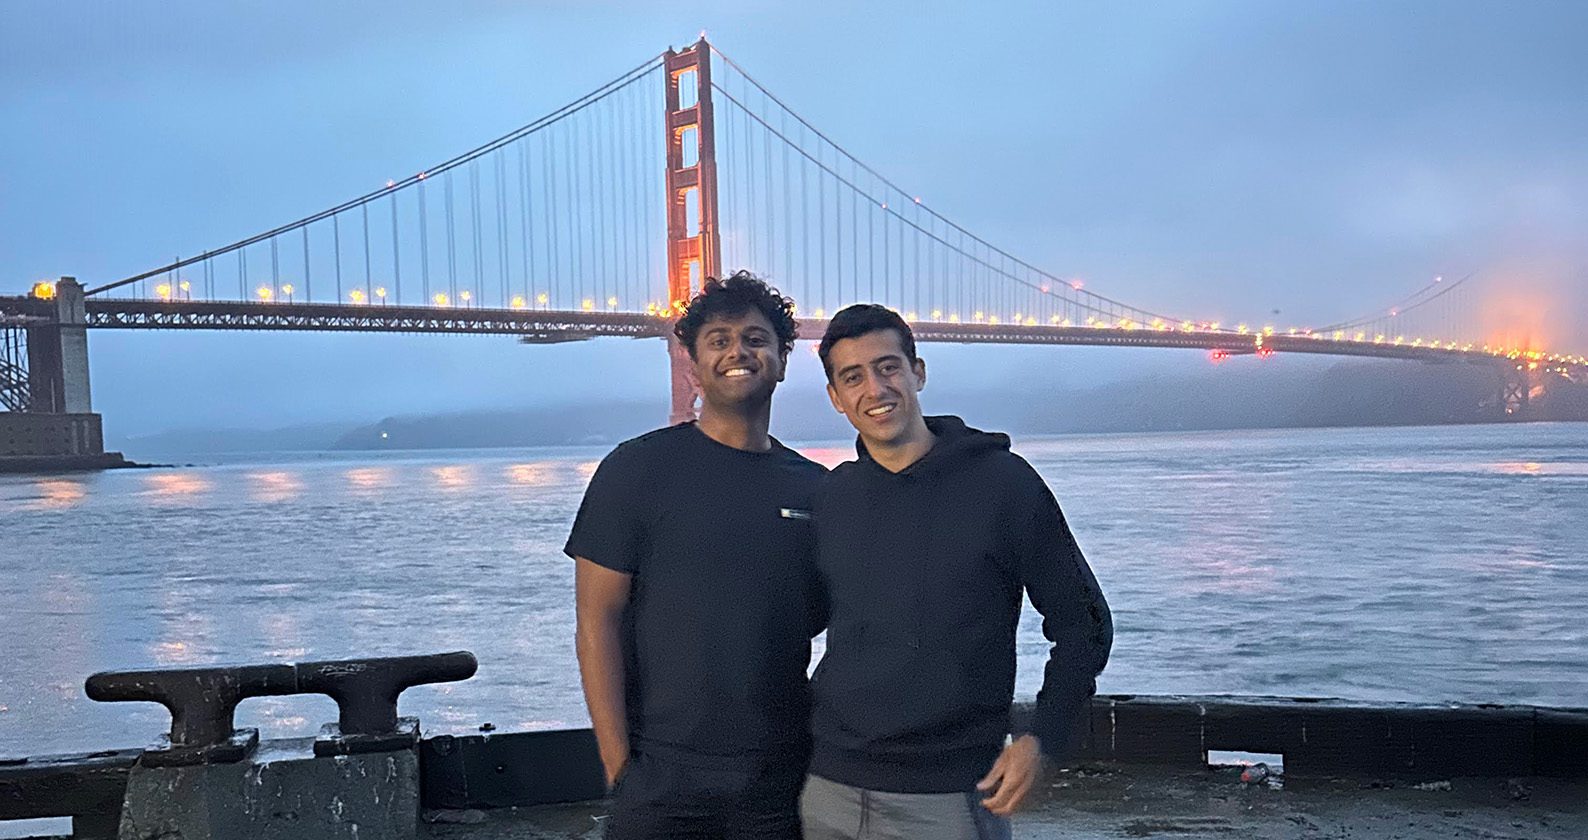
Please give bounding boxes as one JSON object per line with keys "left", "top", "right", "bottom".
{"left": 564, "top": 422, "right": 827, "bottom": 766}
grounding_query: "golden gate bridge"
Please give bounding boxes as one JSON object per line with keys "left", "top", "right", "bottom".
{"left": 3, "top": 39, "right": 1584, "bottom": 442}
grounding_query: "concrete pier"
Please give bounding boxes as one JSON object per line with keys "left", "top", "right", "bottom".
{"left": 0, "top": 278, "right": 124, "bottom": 471}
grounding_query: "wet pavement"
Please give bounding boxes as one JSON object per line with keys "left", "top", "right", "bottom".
{"left": 422, "top": 762, "right": 1588, "bottom": 839}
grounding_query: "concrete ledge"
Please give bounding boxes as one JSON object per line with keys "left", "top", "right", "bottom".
{"left": 8, "top": 695, "right": 1585, "bottom": 833}
{"left": 1056, "top": 695, "right": 1585, "bottom": 779}
{"left": 0, "top": 748, "right": 141, "bottom": 838}
{"left": 0, "top": 452, "right": 128, "bottom": 474}
{"left": 421, "top": 730, "right": 604, "bottom": 811}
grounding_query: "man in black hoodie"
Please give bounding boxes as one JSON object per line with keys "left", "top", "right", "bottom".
{"left": 801, "top": 304, "right": 1113, "bottom": 839}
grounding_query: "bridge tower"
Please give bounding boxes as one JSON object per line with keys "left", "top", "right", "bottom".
{"left": 0, "top": 277, "right": 112, "bottom": 465}
{"left": 662, "top": 39, "right": 722, "bottom": 425}
{"left": 27, "top": 277, "right": 93, "bottom": 414}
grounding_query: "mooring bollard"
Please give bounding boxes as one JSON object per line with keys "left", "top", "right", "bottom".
{"left": 84, "top": 650, "right": 477, "bottom": 840}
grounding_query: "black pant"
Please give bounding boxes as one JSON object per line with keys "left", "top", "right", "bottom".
{"left": 604, "top": 751, "right": 804, "bottom": 840}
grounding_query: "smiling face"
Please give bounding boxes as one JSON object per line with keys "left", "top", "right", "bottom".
{"left": 824, "top": 327, "right": 928, "bottom": 450}
{"left": 689, "top": 309, "right": 788, "bottom": 412}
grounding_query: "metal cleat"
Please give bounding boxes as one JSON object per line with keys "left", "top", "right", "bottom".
{"left": 84, "top": 651, "right": 477, "bottom": 840}
{"left": 298, "top": 651, "right": 477, "bottom": 756}
{"left": 85, "top": 663, "right": 296, "bottom": 766}
{"left": 85, "top": 651, "right": 478, "bottom": 764}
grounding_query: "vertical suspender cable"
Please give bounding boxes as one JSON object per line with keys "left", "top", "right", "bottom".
{"left": 334, "top": 214, "right": 343, "bottom": 301}
{"left": 591, "top": 104, "right": 607, "bottom": 304}
{"left": 391, "top": 193, "right": 402, "bottom": 304}
{"left": 470, "top": 161, "right": 483, "bottom": 304}
{"left": 743, "top": 88, "right": 757, "bottom": 273}
{"left": 519, "top": 141, "right": 533, "bottom": 306}
{"left": 362, "top": 203, "right": 372, "bottom": 300}
{"left": 419, "top": 180, "right": 430, "bottom": 303}
{"left": 302, "top": 227, "right": 312, "bottom": 302}
{"left": 445, "top": 171, "right": 457, "bottom": 301}
{"left": 573, "top": 117, "right": 587, "bottom": 307}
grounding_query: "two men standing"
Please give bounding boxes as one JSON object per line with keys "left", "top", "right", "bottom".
{"left": 569, "top": 273, "right": 1113, "bottom": 839}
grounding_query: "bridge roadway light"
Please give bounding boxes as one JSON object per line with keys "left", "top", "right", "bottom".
{"left": 281, "top": 284, "right": 295, "bottom": 302}
{"left": 31, "top": 280, "right": 57, "bottom": 300}
{"left": 510, "top": 295, "right": 527, "bottom": 309}
{"left": 155, "top": 283, "right": 172, "bottom": 301}
{"left": 179, "top": 280, "right": 192, "bottom": 300}
{"left": 607, "top": 296, "right": 619, "bottom": 309}
{"left": 256, "top": 285, "right": 273, "bottom": 302}
{"left": 433, "top": 293, "right": 449, "bottom": 307}
{"left": 459, "top": 290, "right": 472, "bottom": 307}
{"left": 375, "top": 286, "right": 388, "bottom": 305}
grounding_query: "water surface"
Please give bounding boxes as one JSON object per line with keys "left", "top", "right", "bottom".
{"left": 2, "top": 423, "right": 1585, "bottom": 758}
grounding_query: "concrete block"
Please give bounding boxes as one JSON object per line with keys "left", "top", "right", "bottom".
{"left": 117, "top": 738, "right": 417, "bottom": 840}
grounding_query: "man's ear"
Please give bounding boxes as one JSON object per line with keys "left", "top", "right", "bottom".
{"left": 913, "top": 357, "right": 927, "bottom": 391}
{"left": 826, "top": 382, "right": 845, "bottom": 415}
{"left": 778, "top": 349, "right": 791, "bottom": 383}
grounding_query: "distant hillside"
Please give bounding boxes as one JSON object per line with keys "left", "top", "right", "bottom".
{"left": 114, "top": 359, "right": 1587, "bottom": 457}
{"left": 327, "top": 360, "right": 1586, "bottom": 450}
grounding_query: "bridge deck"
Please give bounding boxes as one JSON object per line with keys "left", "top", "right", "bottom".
{"left": 3, "top": 296, "right": 1577, "bottom": 372}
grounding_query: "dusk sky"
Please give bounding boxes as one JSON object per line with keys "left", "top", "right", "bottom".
{"left": 3, "top": 1, "right": 1585, "bottom": 437}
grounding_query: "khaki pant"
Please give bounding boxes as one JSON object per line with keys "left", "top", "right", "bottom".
{"left": 800, "top": 773, "right": 1012, "bottom": 840}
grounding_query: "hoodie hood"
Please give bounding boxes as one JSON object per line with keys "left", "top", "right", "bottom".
{"left": 855, "top": 415, "right": 1011, "bottom": 478}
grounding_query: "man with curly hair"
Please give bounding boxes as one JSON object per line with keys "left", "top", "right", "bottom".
{"left": 567, "top": 271, "right": 826, "bottom": 839}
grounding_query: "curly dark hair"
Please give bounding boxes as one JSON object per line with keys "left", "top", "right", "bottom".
{"left": 672, "top": 270, "right": 799, "bottom": 359}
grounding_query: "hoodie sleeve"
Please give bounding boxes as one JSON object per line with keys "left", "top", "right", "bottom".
{"left": 1014, "top": 473, "right": 1113, "bottom": 763}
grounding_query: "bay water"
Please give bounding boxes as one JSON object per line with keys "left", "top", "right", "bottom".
{"left": 2, "top": 422, "right": 1585, "bottom": 758}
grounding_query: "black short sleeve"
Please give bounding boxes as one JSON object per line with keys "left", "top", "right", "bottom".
{"left": 560, "top": 423, "right": 827, "bottom": 762}
{"left": 563, "top": 444, "right": 650, "bottom": 574}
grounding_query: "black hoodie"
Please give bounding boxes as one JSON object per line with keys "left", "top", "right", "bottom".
{"left": 809, "top": 416, "right": 1113, "bottom": 793}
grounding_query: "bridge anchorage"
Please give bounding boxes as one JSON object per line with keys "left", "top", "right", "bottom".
{"left": 3, "top": 37, "right": 1585, "bottom": 463}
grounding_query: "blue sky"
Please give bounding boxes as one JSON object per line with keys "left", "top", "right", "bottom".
{"left": 3, "top": 1, "right": 1585, "bottom": 435}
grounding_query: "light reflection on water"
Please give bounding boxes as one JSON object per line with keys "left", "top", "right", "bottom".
{"left": 1, "top": 425, "right": 1585, "bottom": 758}
{"left": 505, "top": 463, "right": 552, "bottom": 486}
{"left": 344, "top": 466, "right": 393, "bottom": 491}
{"left": 430, "top": 464, "right": 473, "bottom": 490}
{"left": 31, "top": 479, "right": 86, "bottom": 510}
{"left": 142, "top": 472, "right": 210, "bottom": 500}
{"left": 248, "top": 470, "right": 302, "bottom": 503}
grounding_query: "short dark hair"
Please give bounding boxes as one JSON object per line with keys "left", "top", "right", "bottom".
{"left": 818, "top": 304, "right": 917, "bottom": 380}
{"left": 672, "top": 271, "right": 798, "bottom": 359}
